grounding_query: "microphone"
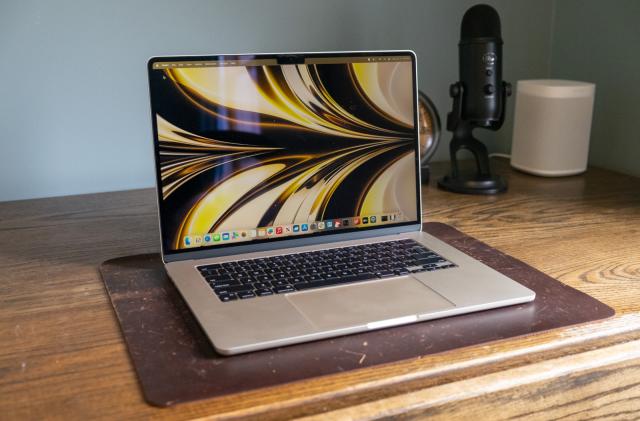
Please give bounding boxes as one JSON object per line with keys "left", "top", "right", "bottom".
{"left": 458, "top": 4, "right": 507, "bottom": 127}
{"left": 438, "top": 4, "right": 511, "bottom": 195}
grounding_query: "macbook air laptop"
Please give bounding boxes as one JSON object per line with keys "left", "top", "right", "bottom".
{"left": 147, "top": 50, "right": 535, "bottom": 355}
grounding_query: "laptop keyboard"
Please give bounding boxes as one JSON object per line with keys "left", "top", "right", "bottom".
{"left": 197, "top": 239, "right": 456, "bottom": 302}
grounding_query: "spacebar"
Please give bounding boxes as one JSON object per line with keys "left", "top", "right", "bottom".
{"left": 295, "top": 274, "right": 375, "bottom": 291}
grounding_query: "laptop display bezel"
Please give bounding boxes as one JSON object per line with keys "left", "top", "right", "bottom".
{"left": 147, "top": 50, "right": 423, "bottom": 263}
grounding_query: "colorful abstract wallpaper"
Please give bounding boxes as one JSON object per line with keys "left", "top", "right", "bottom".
{"left": 149, "top": 57, "right": 419, "bottom": 251}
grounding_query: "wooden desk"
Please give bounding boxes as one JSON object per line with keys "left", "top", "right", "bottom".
{"left": 2, "top": 159, "right": 639, "bottom": 420}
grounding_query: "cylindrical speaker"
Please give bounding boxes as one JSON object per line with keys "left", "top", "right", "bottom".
{"left": 510, "top": 80, "right": 595, "bottom": 176}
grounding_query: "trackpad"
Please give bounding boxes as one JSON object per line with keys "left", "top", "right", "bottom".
{"left": 286, "top": 277, "right": 455, "bottom": 331}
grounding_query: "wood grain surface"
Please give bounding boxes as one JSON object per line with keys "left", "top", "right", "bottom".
{"left": 1, "top": 159, "right": 639, "bottom": 420}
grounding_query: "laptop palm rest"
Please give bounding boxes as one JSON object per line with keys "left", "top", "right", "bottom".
{"left": 286, "top": 277, "right": 455, "bottom": 331}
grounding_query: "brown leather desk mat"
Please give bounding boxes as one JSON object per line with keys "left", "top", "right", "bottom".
{"left": 100, "top": 222, "right": 614, "bottom": 407}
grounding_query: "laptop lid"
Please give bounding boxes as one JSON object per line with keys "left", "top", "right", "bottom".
{"left": 148, "top": 51, "right": 422, "bottom": 262}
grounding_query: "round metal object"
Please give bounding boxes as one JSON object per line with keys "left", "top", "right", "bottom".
{"left": 418, "top": 90, "right": 441, "bottom": 165}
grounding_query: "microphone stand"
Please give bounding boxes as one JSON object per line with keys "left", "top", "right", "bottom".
{"left": 437, "top": 81, "right": 510, "bottom": 195}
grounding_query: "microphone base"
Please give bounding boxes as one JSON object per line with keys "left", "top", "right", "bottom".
{"left": 438, "top": 117, "right": 508, "bottom": 195}
{"left": 438, "top": 174, "right": 507, "bottom": 195}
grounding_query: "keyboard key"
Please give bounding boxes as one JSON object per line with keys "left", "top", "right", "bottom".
{"left": 209, "top": 279, "right": 243, "bottom": 288}
{"left": 218, "top": 293, "right": 237, "bottom": 302}
{"left": 271, "top": 279, "right": 290, "bottom": 287}
{"left": 356, "top": 271, "right": 374, "bottom": 278}
{"left": 273, "top": 285, "right": 295, "bottom": 294}
{"left": 207, "top": 272, "right": 227, "bottom": 280}
{"left": 414, "top": 251, "right": 436, "bottom": 258}
{"left": 238, "top": 291, "right": 256, "bottom": 299}
{"left": 213, "top": 284, "right": 254, "bottom": 295}
{"left": 255, "top": 289, "right": 273, "bottom": 296}
{"left": 376, "top": 270, "right": 395, "bottom": 278}
{"left": 415, "top": 257, "right": 444, "bottom": 265}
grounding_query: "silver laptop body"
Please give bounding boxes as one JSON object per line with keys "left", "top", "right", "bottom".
{"left": 148, "top": 51, "right": 535, "bottom": 355}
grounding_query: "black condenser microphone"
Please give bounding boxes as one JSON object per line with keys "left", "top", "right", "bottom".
{"left": 458, "top": 4, "right": 506, "bottom": 127}
{"left": 438, "top": 4, "right": 511, "bottom": 195}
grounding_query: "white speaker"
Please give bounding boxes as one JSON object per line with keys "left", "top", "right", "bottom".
{"left": 510, "top": 80, "right": 595, "bottom": 176}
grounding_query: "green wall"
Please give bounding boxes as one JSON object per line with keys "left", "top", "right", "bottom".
{"left": 2, "top": 0, "right": 637, "bottom": 201}
{"left": 549, "top": 0, "right": 640, "bottom": 177}
{"left": 0, "top": 0, "right": 555, "bottom": 201}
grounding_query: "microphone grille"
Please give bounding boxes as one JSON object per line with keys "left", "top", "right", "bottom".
{"left": 461, "top": 4, "right": 502, "bottom": 40}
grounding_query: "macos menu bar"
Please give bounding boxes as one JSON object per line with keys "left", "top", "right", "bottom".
{"left": 152, "top": 55, "right": 410, "bottom": 69}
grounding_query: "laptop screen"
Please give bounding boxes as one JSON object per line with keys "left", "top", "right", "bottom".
{"left": 148, "top": 52, "right": 420, "bottom": 254}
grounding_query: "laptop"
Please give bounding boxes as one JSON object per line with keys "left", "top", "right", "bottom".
{"left": 147, "top": 51, "right": 535, "bottom": 355}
